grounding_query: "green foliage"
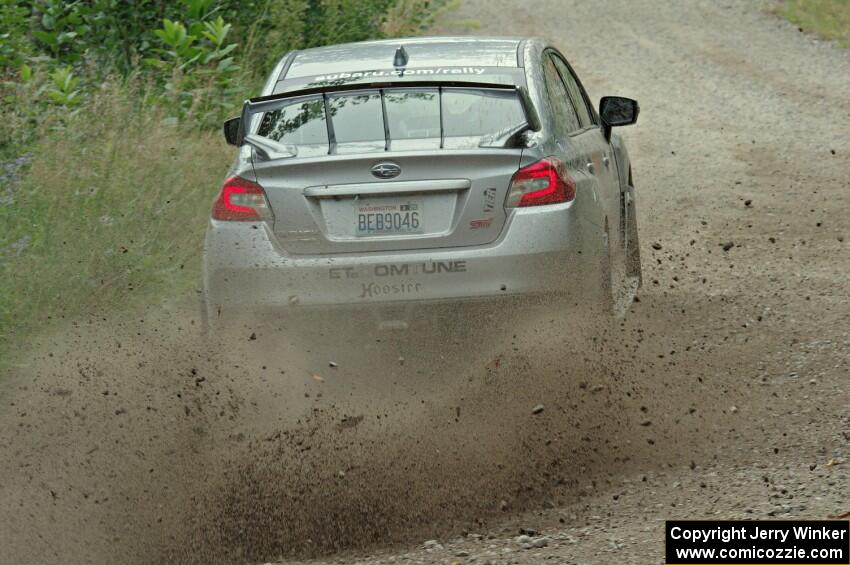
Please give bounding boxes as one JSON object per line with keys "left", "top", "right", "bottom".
{"left": 149, "top": 16, "right": 238, "bottom": 73}
{"left": 46, "top": 66, "right": 82, "bottom": 106}
{"left": 0, "top": 0, "right": 31, "bottom": 69}
{"left": 152, "top": 19, "right": 197, "bottom": 62}
{"left": 0, "top": 71, "right": 52, "bottom": 160}
{"left": 30, "top": 0, "right": 92, "bottom": 62}
{"left": 2, "top": 0, "right": 444, "bottom": 123}
{"left": 181, "top": 0, "right": 216, "bottom": 21}
{"left": 303, "top": 0, "right": 397, "bottom": 47}
{"left": 144, "top": 13, "right": 240, "bottom": 125}
{"left": 26, "top": 1, "right": 184, "bottom": 73}
{"left": 0, "top": 0, "right": 443, "bottom": 357}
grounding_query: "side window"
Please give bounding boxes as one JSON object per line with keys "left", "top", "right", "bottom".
{"left": 551, "top": 55, "right": 595, "bottom": 128}
{"left": 542, "top": 55, "right": 581, "bottom": 135}
{"left": 257, "top": 95, "right": 329, "bottom": 158}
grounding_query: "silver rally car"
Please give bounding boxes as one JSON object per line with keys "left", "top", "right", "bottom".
{"left": 203, "top": 36, "right": 641, "bottom": 331}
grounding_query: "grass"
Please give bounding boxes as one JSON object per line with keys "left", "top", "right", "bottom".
{"left": 780, "top": 0, "right": 850, "bottom": 47}
{"left": 0, "top": 81, "right": 232, "bottom": 352}
{"left": 0, "top": 0, "right": 450, "bottom": 362}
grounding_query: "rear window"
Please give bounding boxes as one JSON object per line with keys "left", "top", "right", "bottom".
{"left": 327, "top": 92, "right": 385, "bottom": 154}
{"left": 256, "top": 87, "right": 526, "bottom": 156}
{"left": 443, "top": 89, "right": 525, "bottom": 138}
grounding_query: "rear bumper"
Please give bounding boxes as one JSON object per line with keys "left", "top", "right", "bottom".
{"left": 209, "top": 294, "right": 567, "bottom": 336}
{"left": 202, "top": 202, "right": 596, "bottom": 323}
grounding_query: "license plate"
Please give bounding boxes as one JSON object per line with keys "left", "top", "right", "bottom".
{"left": 355, "top": 199, "right": 423, "bottom": 236}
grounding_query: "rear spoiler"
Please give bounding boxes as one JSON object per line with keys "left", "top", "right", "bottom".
{"left": 233, "top": 80, "right": 541, "bottom": 149}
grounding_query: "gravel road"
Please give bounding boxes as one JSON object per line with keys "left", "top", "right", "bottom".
{"left": 285, "top": 0, "right": 850, "bottom": 563}
{"left": 0, "top": 1, "right": 847, "bottom": 564}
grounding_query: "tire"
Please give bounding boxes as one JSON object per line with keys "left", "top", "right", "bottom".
{"left": 621, "top": 164, "right": 643, "bottom": 288}
{"left": 624, "top": 185, "right": 642, "bottom": 286}
{"left": 599, "top": 193, "right": 635, "bottom": 319}
{"left": 596, "top": 219, "right": 617, "bottom": 318}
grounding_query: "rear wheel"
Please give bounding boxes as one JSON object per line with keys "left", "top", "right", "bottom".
{"left": 599, "top": 197, "right": 634, "bottom": 318}
{"left": 592, "top": 219, "right": 615, "bottom": 317}
{"left": 624, "top": 185, "right": 642, "bottom": 285}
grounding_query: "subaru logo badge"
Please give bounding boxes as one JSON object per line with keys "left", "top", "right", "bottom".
{"left": 371, "top": 162, "right": 401, "bottom": 179}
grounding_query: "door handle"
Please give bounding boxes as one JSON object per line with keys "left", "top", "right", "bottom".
{"left": 586, "top": 161, "right": 595, "bottom": 175}
{"left": 602, "top": 155, "right": 610, "bottom": 168}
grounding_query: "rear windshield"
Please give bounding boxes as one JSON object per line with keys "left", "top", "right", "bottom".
{"left": 256, "top": 87, "right": 526, "bottom": 155}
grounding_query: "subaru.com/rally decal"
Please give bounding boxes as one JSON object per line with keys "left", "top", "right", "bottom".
{"left": 314, "top": 67, "right": 488, "bottom": 81}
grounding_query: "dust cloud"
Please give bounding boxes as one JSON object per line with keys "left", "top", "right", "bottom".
{"left": 1, "top": 292, "right": 737, "bottom": 564}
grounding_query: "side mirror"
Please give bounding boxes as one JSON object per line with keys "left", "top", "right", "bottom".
{"left": 223, "top": 117, "right": 241, "bottom": 146}
{"left": 599, "top": 96, "right": 639, "bottom": 141}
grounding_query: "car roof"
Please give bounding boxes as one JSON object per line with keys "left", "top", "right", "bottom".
{"left": 282, "top": 36, "right": 525, "bottom": 80}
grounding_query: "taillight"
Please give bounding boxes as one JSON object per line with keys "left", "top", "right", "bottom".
{"left": 506, "top": 157, "right": 576, "bottom": 207}
{"left": 211, "top": 176, "right": 272, "bottom": 221}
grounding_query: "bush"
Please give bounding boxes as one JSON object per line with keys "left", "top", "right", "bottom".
{"left": 2, "top": 1, "right": 444, "bottom": 115}
{"left": 1, "top": 0, "right": 446, "bottom": 145}
{"left": 0, "top": 0, "right": 31, "bottom": 70}
{"left": 0, "top": 0, "right": 443, "bottom": 355}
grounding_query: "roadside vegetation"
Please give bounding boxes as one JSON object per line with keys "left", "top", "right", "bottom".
{"left": 0, "top": 0, "right": 442, "bottom": 358}
{"left": 779, "top": 0, "right": 850, "bottom": 47}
